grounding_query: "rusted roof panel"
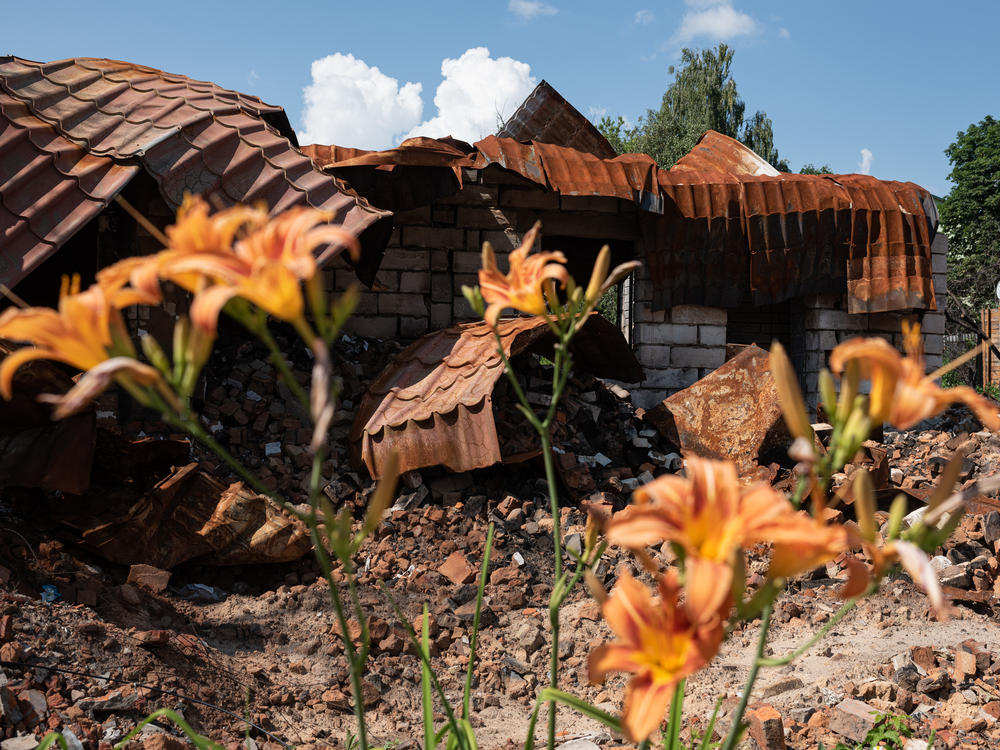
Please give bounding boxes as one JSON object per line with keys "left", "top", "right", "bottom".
{"left": 350, "top": 315, "right": 642, "bottom": 478}
{"left": 0, "top": 56, "right": 394, "bottom": 286}
{"left": 301, "top": 125, "right": 938, "bottom": 313}
{"left": 646, "top": 177, "right": 748, "bottom": 308}
{"left": 671, "top": 130, "right": 780, "bottom": 178}
{"left": 303, "top": 138, "right": 473, "bottom": 212}
{"left": 498, "top": 80, "right": 617, "bottom": 160}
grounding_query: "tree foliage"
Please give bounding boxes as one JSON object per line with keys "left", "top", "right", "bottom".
{"left": 598, "top": 44, "right": 789, "bottom": 171}
{"left": 939, "top": 115, "right": 1000, "bottom": 312}
{"left": 799, "top": 163, "right": 833, "bottom": 175}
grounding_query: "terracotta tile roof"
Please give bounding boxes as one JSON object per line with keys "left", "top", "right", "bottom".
{"left": 0, "top": 56, "right": 393, "bottom": 288}
{"left": 350, "top": 315, "right": 642, "bottom": 477}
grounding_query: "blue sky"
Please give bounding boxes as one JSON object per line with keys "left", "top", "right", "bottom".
{"left": 3, "top": 0, "right": 996, "bottom": 196}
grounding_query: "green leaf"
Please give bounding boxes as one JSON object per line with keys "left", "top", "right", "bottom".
{"left": 536, "top": 688, "right": 622, "bottom": 734}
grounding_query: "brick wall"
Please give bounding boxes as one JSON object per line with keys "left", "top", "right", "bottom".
{"left": 625, "top": 264, "right": 728, "bottom": 409}
{"left": 328, "top": 169, "right": 641, "bottom": 341}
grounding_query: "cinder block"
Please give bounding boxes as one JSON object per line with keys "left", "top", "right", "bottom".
{"left": 559, "top": 195, "right": 621, "bottom": 213}
{"left": 399, "top": 272, "right": 431, "bottom": 294}
{"left": 380, "top": 249, "right": 430, "bottom": 272}
{"left": 634, "top": 303, "right": 666, "bottom": 324}
{"left": 638, "top": 324, "right": 697, "bottom": 346}
{"left": 805, "top": 309, "right": 852, "bottom": 330}
{"left": 430, "top": 249, "right": 450, "bottom": 272}
{"left": 457, "top": 207, "right": 512, "bottom": 228}
{"left": 924, "top": 333, "right": 943, "bottom": 356}
{"left": 481, "top": 229, "right": 523, "bottom": 253}
{"left": 636, "top": 343, "right": 672, "bottom": 368}
{"left": 430, "top": 303, "right": 452, "bottom": 329}
{"left": 379, "top": 294, "right": 427, "bottom": 317}
{"left": 641, "top": 367, "right": 700, "bottom": 391}
{"left": 399, "top": 316, "right": 430, "bottom": 339}
{"left": 393, "top": 205, "right": 432, "bottom": 226}
{"left": 499, "top": 188, "right": 560, "bottom": 210}
{"left": 430, "top": 274, "right": 452, "bottom": 303}
{"left": 670, "top": 304, "right": 726, "bottom": 326}
{"left": 932, "top": 252, "right": 947, "bottom": 274}
{"left": 670, "top": 346, "right": 725, "bottom": 369}
{"left": 436, "top": 185, "right": 499, "bottom": 207}
{"left": 348, "top": 317, "right": 397, "bottom": 339}
{"left": 698, "top": 325, "right": 726, "bottom": 346}
{"left": 402, "top": 226, "right": 464, "bottom": 250}
{"left": 921, "top": 313, "right": 945, "bottom": 335}
{"left": 431, "top": 206, "right": 455, "bottom": 224}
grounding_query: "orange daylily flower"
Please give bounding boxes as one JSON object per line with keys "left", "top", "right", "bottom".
{"left": 829, "top": 323, "right": 1000, "bottom": 430}
{"left": 589, "top": 569, "right": 724, "bottom": 742}
{"left": 0, "top": 277, "right": 159, "bottom": 409}
{"left": 606, "top": 457, "right": 847, "bottom": 621}
{"left": 116, "top": 195, "right": 360, "bottom": 333}
{"left": 479, "top": 221, "right": 569, "bottom": 327}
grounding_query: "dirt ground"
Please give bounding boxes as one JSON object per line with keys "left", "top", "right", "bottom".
{"left": 3, "top": 399, "right": 1000, "bottom": 750}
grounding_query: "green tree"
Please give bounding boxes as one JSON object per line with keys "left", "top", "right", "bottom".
{"left": 939, "top": 115, "right": 1000, "bottom": 312}
{"left": 598, "top": 44, "right": 789, "bottom": 171}
{"left": 799, "top": 163, "right": 833, "bottom": 174}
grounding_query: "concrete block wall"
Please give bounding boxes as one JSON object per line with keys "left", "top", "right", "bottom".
{"left": 627, "top": 265, "right": 728, "bottom": 410}
{"left": 328, "top": 170, "right": 641, "bottom": 341}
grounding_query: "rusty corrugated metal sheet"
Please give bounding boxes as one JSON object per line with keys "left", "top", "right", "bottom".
{"left": 0, "top": 91, "right": 138, "bottom": 287}
{"left": 300, "top": 124, "right": 938, "bottom": 313}
{"left": 671, "top": 130, "right": 781, "bottom": 178}
{"left": 303, "top": 137, "right": 474, "bottom": 212}
{"left": 350, "top": 314, "right": 642, "bottom": 478}
{"left": 497, "top": 80, "right": 617, "bottom": 160}
{"left": 647, "top": 175, "right": 747, "bottom": 308}
{"left": 0, "top": 56, "right": 394, "bottom": 287}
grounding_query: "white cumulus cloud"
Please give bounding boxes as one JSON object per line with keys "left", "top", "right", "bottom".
{"left": 634, "top": 9, "right": 654, "bottom": 25}
{"left": 509, "top": 0, "right": 557, "bottom": 20}
{"left": 675, "top": 0, "right": 758, "bottom": 43}
{"left": 403, "top": 47, "right": 536, "bottom": 142}
{"left": 299, "top": 53, "right": 424, "bottom": 149}
{"left": 858, "top": 148, "right": 873, "bottom": 175}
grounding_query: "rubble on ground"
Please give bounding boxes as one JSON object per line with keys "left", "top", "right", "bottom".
{"left": 2, "top": 330, "right": 1000, "bottom": 748}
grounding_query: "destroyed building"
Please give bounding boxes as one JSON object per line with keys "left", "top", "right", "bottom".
{"left": 306, "top": 81, "right": 947, "bottom": 410}
{"left": 1, "top": 60, "right": 946, "bottom": 427}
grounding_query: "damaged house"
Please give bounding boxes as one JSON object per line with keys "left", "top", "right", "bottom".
{"left": 1, "top": 60, "right": 946, "bottom": 490}
{"left": 306, "top": 81, "right": 946, "bottom": 412}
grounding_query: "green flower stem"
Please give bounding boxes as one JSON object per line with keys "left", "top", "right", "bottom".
{"left": 757, "top": 591, "right": 868, "bottom": 668}
{"left": 719, "top": 605, "right": 772, "bottom": 750}
{"left": 250, "top": 320, "right": 310, "bottom": 411}
{"left": 307, "top": 447, "right": 370, "bottom": 750}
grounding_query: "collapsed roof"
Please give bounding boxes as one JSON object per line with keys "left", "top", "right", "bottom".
{"left": 350, "top": 315, "right": 642, "bottom": 478}
{"left": 0, "top": 56, "right": 394, "bottom": 288}
{"left": 309, "top": 124, "right": 939, "bottom": 315}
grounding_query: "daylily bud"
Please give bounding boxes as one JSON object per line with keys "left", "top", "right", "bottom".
{"left": 461, "top": 285, "right": 486, "bottom": 317}
{"left": 819, "top": 368, "right": 838, "bottom": 423}
{"left": 886, "top": 493, "right": 907, "bottom": 540}
{"left": 853, "top": 469, "right": 876, "bottom": 542}
{"left": 585, "top": 246, "right": 611, "bottom": 304}
{"left": 141, "top": 333, "right": 170, "bottom": 375}
{"left": 770, "top": 341, "right": 813, "bottom": 442}
{"left": 584, "top": 570, "right": 607, "bottom": 605}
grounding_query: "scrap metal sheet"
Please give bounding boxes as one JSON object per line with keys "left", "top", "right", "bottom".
{"left": 498, "top": 80, "right": 617, "bottom": 159}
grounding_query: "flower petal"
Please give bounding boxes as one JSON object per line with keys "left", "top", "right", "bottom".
{"left": 620, "top": 673, "right": 675, "bottom": 743}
